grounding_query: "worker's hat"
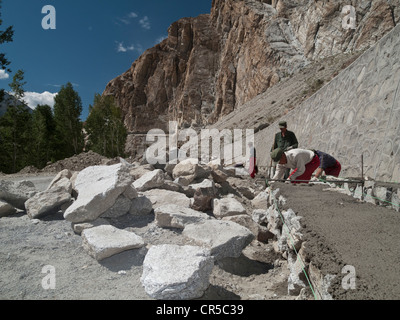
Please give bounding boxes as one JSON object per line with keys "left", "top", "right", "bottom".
{"left": 271, "top": 148, "right": 284, "bottom": 163}
{"left": 279, "top": 121, "right": 287, "bottom": 129}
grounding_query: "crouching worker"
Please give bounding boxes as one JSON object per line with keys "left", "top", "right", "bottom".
{"left": 313, "top": 150, "right": 341, "bottom": 179}
{"left": 270, "top": 148, "right": 320, "bottom": 184}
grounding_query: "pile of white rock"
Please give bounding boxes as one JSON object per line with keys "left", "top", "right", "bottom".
{"left": 1, "top": 158, "right": 275, "bottom": 300}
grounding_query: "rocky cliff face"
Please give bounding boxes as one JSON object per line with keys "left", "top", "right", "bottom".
{"left": 103, "top": 0, "right": 398, "bottom": 136}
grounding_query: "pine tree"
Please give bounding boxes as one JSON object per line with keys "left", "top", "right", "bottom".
{"left": 53, "top": 82, "right": 84, "bottom": 159}
{"left": 8, "top": 69, "right": 26, "bottom": 101}
{"left": 0, "top": 67, "right": 33, "bottom": 173}
{"left": 0, "top": 0, "right": 14, "bottom": 73}
{"left": 31, "top": 104, "right": 56, "bottom": 169}
{"left": 85, "top": 94, "right": 127, "bottom": 158}
{"left": 0, "top": 105, "right": 32, "bottom": 173}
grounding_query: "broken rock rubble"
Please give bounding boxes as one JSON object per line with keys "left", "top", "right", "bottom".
{"left": 1, "top": 158, "right": 289, "bottom": 300}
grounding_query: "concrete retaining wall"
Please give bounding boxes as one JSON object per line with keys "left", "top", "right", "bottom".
{"left": 256, "top": 24, "right": 400, "bottom": 182}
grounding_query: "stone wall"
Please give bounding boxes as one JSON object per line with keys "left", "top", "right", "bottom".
{"left": 256, "top": 24, "right": 400, "bottom": 182}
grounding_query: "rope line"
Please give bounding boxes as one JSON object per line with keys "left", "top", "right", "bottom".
{"left": 270, "top": 192, "right": 319, "bottom": 300}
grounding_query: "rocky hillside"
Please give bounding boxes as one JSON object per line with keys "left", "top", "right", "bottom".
{"left": 103, "top": 0, "right": 398, "bottom": 137}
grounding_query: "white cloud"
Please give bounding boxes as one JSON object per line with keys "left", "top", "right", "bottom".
{"left": 116, "top": 42, "right": 143, "bottom": 54}
{"left": 117, "top": 17, "right": 131, "bottom": 25}
{"left": 0, "top": 69, "right": 10, "bottom": 80}
{"left": 139, "top": 16, "right": 151, "bottom": 30}
{"left": 155, "top": 35, "right": 168, "bottom": 45}
{"left": 22, "top": 91, "right": 57, "bottom": 110}
{"left": 128, "top": 12, "right": 138, "bottom": 19}
{"left": 117, "top": 42, "right": 131, "bottom": 53}
{"left": 116, "top": 12, "right": 138, "bottom": 26}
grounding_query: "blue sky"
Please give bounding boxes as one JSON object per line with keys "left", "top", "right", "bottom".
{"left": 0, "top": 0, "right": 212, "bottom": 120}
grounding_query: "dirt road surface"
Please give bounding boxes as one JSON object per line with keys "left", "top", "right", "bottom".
{"left": 276, "top": 182, "right": 400, "bottom": 300}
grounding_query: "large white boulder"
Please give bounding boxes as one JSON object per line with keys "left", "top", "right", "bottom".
{"left": 0, "top": 180, "right": 37, "bottom": 210}
{"left": 212, "top": 197, "right": 247, "bottom": 218}
{"left": 185, "top": 179, "right": 215, "bottom": 197}
{"left": 143, "top": 189, "right": 191, "bottom": 209}
{"left": 141, "top": 244, "right": 214, "bottom": 300}
{"left": 132, "top": 169, "right": 165, "bottom": 192}
{"left": 172, "top": 159, "right": 210, "bottom": 185}
{"left": 129, "top": 195, "right": 153, "bottom": 216}
{"left": 101, "top": 195, "right": 132, "bottom": 218}
{"left": 25, "top": 179, "right": 72, "bottom": 219}
{"left": 154, "top": 204, "right": 212, "bottom": 229}
{"left": 64, "top": 164, "right": 134, "bottom": 223}
{"left": 72, "top": 218, "right": 110, "bottom": 235}
{"left": 172, "top": 158, "right": 199, "bottom": 178}
{"left": 0, "top": 200, "right": 16, "bottom": 218}
{"left": 46, "top": 169, "right": 72, "bottom": 191}
{"left": 183, "top": 219, "right": 254, "bottom": 260}
{"left": 251, "top": 190, "right": 270, "bottom": 210}
{"left": 82, "top": 225, "right": 145, "bottom": 261}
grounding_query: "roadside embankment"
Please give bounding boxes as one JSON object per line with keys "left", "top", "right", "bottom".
{"left": 268, "top": 182, "right": 400, "bottom": 300}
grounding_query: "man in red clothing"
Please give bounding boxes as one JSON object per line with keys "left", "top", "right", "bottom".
{"left": 270, "top": 148, "right": 320, "bottom": 184}
{"left": 313, "top": 150, "right": 342, "bottom": 179}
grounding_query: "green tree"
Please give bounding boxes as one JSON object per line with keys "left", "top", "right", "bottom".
{"left": 0, "top": 104, "right": 32, "bottom": 173}
{"left": 0, "top": 68, "right": 32, "bottom": 173}
{"left": 9, "top": 69, "right": 26, "bottom": 101}
{"left": 0, "top": 0, "right": 14, "bottom": 102}
{"left": 85, "top": 94, "right": 127, "bottom": 158}
{"left": 0, "top": 0, "right": 14, "bottom": 73}
{"left": 31, "top": 104, "right": 56, "bottom": 169}
{"left": 53, "top": 82, "right": 84, "bottom": 159}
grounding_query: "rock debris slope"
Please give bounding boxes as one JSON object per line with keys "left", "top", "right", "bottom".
{"left": 1, "top": 158, "right": 288, "bottom": 300}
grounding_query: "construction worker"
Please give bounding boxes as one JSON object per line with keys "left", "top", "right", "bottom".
{"left": 270, "top": 148, "right": 320, "bottom": 184}
{"left": 313, "top": 150, "right": 342, "bottom": 179}
{"left": 270, "top": 121, "right": 298, "bottom": 178}
{"left": 272, "top": 121, "right": 299, "bottom": 152}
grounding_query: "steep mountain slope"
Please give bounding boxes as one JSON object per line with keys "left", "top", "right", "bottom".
{"left": 103, "top": 0, "right": 398, "bottom": 155}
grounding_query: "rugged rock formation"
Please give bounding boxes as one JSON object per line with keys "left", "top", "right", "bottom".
{"left": 103, "top": 0, "right": 398, "bottom": 151}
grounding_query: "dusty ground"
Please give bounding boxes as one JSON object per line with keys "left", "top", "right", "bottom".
{"left": 275, "top": 182, "right": 400, "bottom": 300}
{"left": 0, "top": 173, "right": 293, "bottom": 301}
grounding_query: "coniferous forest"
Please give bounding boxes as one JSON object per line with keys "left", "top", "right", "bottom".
{"left": 0, "top": 1, "right": 127, "bottom": 174}
{"left": 0, "top": 80, "right": 127, "bottom": 174}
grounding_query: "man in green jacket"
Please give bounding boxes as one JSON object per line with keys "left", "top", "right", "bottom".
{"left": 270, "top": 121, "right": 299, "bottom": 178}
{"left": 272, "top": 121, "right": 299, "bottom": 152}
